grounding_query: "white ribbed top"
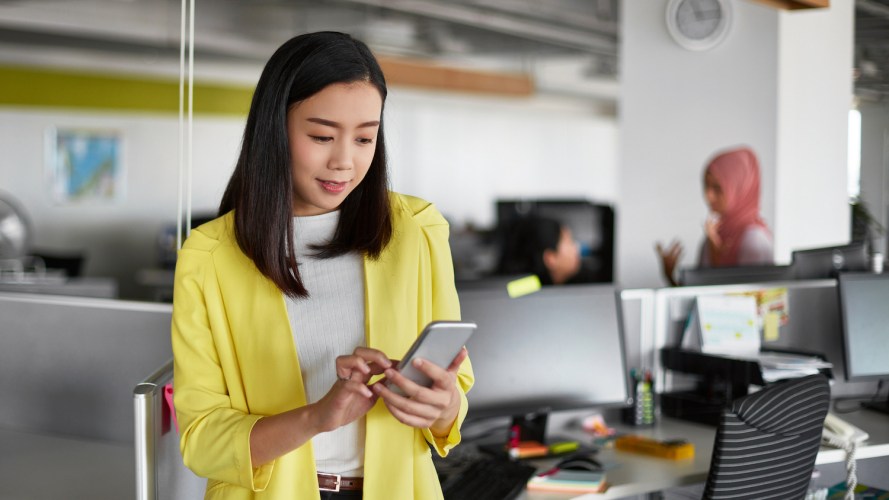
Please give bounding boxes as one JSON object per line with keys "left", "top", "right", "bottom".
{"left": 285, "top": 210, "right": 366, "bottom": 477}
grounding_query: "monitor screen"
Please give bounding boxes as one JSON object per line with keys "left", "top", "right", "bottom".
{"left": 838, "top": 272, "right": 889, "bottom": 381}
{"left": 458, "top": 283, "right": 629, "bottom": 420}
{"left": 496, "top": 199, "right": 614, "bottom": 283}
{"left": 791, "top": 242, "right": 868, "bottom": 280}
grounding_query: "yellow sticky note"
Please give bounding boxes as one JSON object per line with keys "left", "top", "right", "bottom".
{"left": 764, "top": 312, "right": 780, "bottom": 341}
{"left": 506, "top": 275, "right": 541, "bottom": 298}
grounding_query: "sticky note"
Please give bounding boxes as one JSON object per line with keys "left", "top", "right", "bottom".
{"left": 764, "top": 311, "right": 780, "bottom": 341}
{"left": 506, "top": 275, "right": 541, "bottom": 298}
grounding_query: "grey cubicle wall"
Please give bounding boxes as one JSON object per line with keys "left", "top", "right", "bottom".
{"left": 649, "top": 279, "right": 874, "bottom": 399}
{"left": 619, "top": 289, "right": 654, "bottom": 376}
{"left": 0, "top": 292, "right": 173, "bottom": 443}
{"left": 135, "top": 360, "right": 206, "bottom": 500}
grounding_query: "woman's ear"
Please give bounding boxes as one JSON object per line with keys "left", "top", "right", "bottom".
{"left": 542, "top": 248, "right": 557, "bottom": 271}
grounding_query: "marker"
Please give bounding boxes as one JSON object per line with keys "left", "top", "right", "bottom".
{"left": 548, "top": 441, "right": 580, "bottom": 455}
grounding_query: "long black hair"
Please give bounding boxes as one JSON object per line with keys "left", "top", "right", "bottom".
{"left": 496, "top": 215, "right": 562, "bottom": 285}
{"left": 219, "top": 32, "right": 392, "bottom": 298}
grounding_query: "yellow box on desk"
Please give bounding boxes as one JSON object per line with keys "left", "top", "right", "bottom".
{"left": 614, "top": 435, "right": 694, "bottom": 460}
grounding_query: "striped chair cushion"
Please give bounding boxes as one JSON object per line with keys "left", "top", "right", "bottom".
{"left": 702, "top": 374, "right": 830, "bottom": 500}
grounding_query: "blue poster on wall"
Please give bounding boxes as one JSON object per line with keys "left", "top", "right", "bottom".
{"left": 47, "top": 128, "right": 124, "bottom": 204}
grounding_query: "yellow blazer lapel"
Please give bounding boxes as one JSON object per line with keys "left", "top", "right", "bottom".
{"left": 213, "top": 236, "right": 306, "bottom": 415}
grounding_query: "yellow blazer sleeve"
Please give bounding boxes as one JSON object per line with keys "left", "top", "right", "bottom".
{"left": 171, "top": 239, "right": 274, "bottom": 491}
{"left": 409, "top": 200, "right": 475, "bottom": 456}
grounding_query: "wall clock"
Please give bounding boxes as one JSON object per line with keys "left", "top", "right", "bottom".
{"left": 666, "top": 0, "right": 733, "bottom": 51}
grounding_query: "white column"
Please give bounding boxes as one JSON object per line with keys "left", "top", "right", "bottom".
{"left": 773, "top": 3, "right": 854, "bottom": 261}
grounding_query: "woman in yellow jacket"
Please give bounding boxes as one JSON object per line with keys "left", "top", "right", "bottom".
{"left": 172, "top": 31, "right": 473, "bottom": 500}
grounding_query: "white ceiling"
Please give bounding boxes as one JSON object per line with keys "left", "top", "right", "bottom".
{"left": 0, "top": 0, "right": 887, "bottom": 101}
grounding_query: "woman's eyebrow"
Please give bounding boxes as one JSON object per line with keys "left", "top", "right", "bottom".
{"left": 306, "top": 117, "right": 380, "bottom": 128}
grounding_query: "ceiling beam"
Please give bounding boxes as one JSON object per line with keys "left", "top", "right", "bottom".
{"left": 334, "top": 0, "right": 617, "bottom": 56}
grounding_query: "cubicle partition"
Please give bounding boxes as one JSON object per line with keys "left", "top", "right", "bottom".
{"left": 640, "top": 279, "right": 874, "bottom": 399}
{"left": 0, "top": 292, "right": 175, "bottom": 499}
{"left": 134, "top": 359, "right": 206, "bottom": 500}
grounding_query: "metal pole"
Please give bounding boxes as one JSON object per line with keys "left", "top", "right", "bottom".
{"left": 134, "top": 383, "right": 158, "bottom": 500}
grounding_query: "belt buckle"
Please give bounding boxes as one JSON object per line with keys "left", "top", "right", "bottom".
{"left": 318, "top": 472, "right": 341, "bottom": 492}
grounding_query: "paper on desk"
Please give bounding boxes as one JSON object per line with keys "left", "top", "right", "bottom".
{"left": 753, "top": 352, "right": 831, "bottom": 382}
{"left": 695, "top": 295, "right": 760, "bottom": 356}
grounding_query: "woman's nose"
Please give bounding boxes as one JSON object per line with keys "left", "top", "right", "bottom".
{"left": 329, "top": 143, "right": 354, "bottom": 170}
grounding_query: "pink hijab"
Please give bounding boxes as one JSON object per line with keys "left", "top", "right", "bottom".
{"left": 705, "top": 147, "right": 770, "bottom": 266}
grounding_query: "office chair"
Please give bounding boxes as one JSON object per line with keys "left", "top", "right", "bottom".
{"left": 703, "top": 374, "right": 830, "bottom": 500}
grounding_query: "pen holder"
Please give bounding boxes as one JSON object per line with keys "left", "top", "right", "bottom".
{"left": 623, "top": 374, "right": 655, "bottom": 426}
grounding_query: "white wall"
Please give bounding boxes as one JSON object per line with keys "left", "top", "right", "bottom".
{"left": 618, "top": 0, "right": 780, "bottom": 288}
{"left": 0, "top": 86, "right": 618, "bottom": 299}
{"left": 386, "top": 89, "right": 618, "bottom": 227}
{"left": 0, "top": 108, "right": 244, "bottom": 298}
{"left": 773, "top": 3, "right": 853, "bottom": 259}
{"left": 858, "top": 101, "right": 889, "bottom": 255}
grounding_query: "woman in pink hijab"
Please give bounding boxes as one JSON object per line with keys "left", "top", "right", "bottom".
{"left": 657, "top": 147, "right": 774, "bottom": 286}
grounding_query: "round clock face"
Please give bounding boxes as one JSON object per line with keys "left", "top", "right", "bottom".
{"left": 666, "top": 0, "right": 732, "bottom": 51}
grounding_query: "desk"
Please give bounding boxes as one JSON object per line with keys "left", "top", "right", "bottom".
{"left": 519, "top": 411, "right": 889, "bottom": 499}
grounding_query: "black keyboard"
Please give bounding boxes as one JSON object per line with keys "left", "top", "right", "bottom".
{"left": 438, "top": 454, "right": 537, "bottom": 500}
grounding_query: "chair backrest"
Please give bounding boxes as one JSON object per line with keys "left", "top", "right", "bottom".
{"left": 703, "top": 374, "right": 830, "bottom": 500}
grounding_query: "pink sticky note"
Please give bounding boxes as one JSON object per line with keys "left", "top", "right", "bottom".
{"left": 164, "top": 383, "right": 179, "bottom": 433}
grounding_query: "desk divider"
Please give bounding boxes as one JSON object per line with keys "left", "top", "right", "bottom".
{"left": 134, "top": 359, "right": 206, "bottom": 500}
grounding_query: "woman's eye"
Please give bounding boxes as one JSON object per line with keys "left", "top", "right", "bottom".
{"left": 357, "top": 137, "right": 374, "bottom": 145}
{"left": 310, "top": 136, "right": 333, "bottom": 143}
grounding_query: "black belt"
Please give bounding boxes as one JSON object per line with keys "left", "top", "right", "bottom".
{"left": 318, "top": 473, "right": 363, "bottom": 492}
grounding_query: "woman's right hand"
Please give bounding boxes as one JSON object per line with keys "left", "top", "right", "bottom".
{"left": 311, "top": 347, "right": 392, "bottom": 433}
{"left": 656, "top": 240, "right": 683, "bottom": 287}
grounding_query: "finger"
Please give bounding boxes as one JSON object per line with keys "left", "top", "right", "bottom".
{"left": 342, "top": 379, "right": 374, "bottom": 399}
{"left": 373, "top": 383, "right": 439, "bottom": 420}
{"left": 352, "top": 347, "right": 393, "bottom": 370}
{"left": 410, "top": 358, "right": 454, "bottom": 389}
{"left": 383, "top": 367, "right": 423, "bottom": 398}
{"left": 446, "top": 347, "right": 469, "bottom": 372}
{"left": 384, "top": 399, "right": 433, "bottom": 428}
{"left": 335, "top": 356, "right": 370, "bottom": 379}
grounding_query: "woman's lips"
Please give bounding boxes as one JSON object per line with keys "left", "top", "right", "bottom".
{"left": 319, "top": 179, "right": 347, "bottom": 194}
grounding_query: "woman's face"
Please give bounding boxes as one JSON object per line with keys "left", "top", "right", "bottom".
{"left": 704, "top": 171, "right": 727, "bottom": 215}
{"left": 547, "top": 227, "right": 581, "bottom": 282}
{"left": 287, "top": 81, "right": 382, "bottom": 216}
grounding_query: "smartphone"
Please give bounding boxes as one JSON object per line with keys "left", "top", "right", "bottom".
{"left": 386, "top": 320, "right": 476, "bottom": 396}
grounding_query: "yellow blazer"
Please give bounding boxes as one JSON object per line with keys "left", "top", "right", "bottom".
{"left": 172, "top": 193, "right": 474, "bottom": 500}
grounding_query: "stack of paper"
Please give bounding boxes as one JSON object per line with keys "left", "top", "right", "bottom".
{"left": 755, "top": 352, "right": 832, "bottom": 383}
{"left": 526, "top": 469, "right": 607, "bottom": 494}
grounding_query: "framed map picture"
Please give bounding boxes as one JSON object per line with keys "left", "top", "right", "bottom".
{"left": 47, "top": 127, "right": 125, "bottom": 204}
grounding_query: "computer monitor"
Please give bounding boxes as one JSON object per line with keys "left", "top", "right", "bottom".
{"left": 679, "top": 265, "right": 793, "bottom": 286}
{"left": 837, "top": 272, "right": 889, "bottom": 415}
{"left": 457, "top": 283, "right": 629, "bottom": 443}
{"left": 496, "top": 199, "right": 615, "bottom": 283}
{"left": 791, "top": 242, "right": 868, "bottom": 280}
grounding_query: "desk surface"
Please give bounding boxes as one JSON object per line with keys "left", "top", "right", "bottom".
{"left": 521, "top": 409, "right": 889, "bottom": 499}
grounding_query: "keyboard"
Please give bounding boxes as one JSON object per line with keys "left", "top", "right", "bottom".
{"left": 437, "top": 454, "right": 538, "bottom": 500}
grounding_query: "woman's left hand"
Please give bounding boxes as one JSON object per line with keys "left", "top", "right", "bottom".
{"left": 372, "top": 347, "right": 469, "bottom": 436}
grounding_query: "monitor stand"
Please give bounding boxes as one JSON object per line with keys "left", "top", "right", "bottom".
{"left": 475, "top": 411, "right": 550, "bottom": 458}
{"left": 476, "top": 411, "right": 587, "bottom": 458}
